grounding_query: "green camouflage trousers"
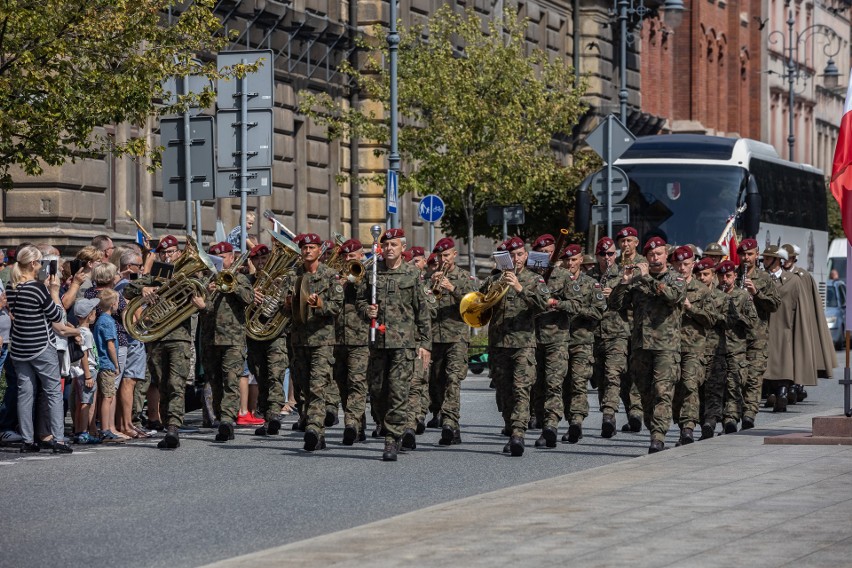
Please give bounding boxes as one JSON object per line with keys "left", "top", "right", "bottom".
{"left": 148, "top": 340, "right": 191, "bottom": 428}
{"left": 594, "top": 337, "right": 628, "bottom": 417}
{"left": 247, "top": 336, "right": 289, "bottom": 421}
{"left": 430, "top": 342, "right": 469, "bottom": 429}
{"left": 673, "top": 350, "right": 704, "bottom": 430}
{"left": 291, "top": 345, "right": 333, "bottom": 435}
{"left": 621, "top": 339, "right": 643, "bottom": 419}
{"left": 532, "top": 343, "right": 568, "bottom": 428}
{"left": 630, "top": 348, "right": 680, "bottom": 443}
{"left": 490, "top": 347, "right": 536, "bottom": 436}
{"left": 744, "top": 343, "right": 768, "bottom": 420}
{"left": 701, "top": 350, "right": 726, "bottom": 424}
{"left": 724, "top": 351, "right": 749, "bottom": 424}
{"left": 564, "top": 344, "right": 592, "bottom": 424}
{"left": 406, "top": 357, "right": 429, "bottom": 430}
{"left": 369, "top": 348, "right": 415, "bottom": 441}
{"left": 204, "top": 344, "right": 244, "bottom": 425}
{"left": 325, "top": 374, "right": 341, "bottom": 414}
{"left": 333, "top": 344, "right": 369, "bottom": 430}
{"left": 132, "top": 375, "right": 150, "bottom": 427}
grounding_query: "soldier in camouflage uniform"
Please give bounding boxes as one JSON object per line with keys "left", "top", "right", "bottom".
{"left": 359, "top": 228, "right": 432, "bottom": 462}
{"left": 609, "top": 236, "right": 686, "bottom": 454}
{"left": 482, "top": 236, "right": 550, "bottom": 457}
{"left": 288, "top": 233, "right": 344, "bottom": 452}
{"left": 200, "top": 242, "right": 254, "bottom": 443}
{"left": 589, "top": 237, "right": 637, "bottom": 433}
{"left": 245, "top": 244, "right": 291, "bottom": 437}
{"left": 714, "top": 260, "right": 759, "bottom": 433}
{"left": 124, "top": 235, "right": 200, "bottom": 449}
{"left": 693, "top": 256, "right": 729, "bottom": 439}
{"left": 425, "top": 237, "right": 474, "bottom": 447}
{"left": 738, "top": 239, "right": 781, "bottom": 429}
{"left": 615, "top": 227, "right": 647, "bottom": 430}
{"left": 670, "top": 246, "right": 714, "bottom": 445}
{"left": 528, "top": 234, "right": 573, "bottom": 448}
{"left": 559, "top": 244, "right": 605, "bottom": 441}
{"left": 331, "top": 239, "right": 371, "bottom": 446}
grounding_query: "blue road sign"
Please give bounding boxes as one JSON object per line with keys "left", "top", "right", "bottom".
{"left": 419, "top": 194, "right": 445, "bottom": 223}
{"left": 387, "top": 170, "right": 398, "bottom": 215}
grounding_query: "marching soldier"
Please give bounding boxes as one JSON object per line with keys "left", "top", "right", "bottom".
{"left": 559, "top": 244, "right": 605, "bottom": 441}
{"left": 670, "top": 246, "right": 714, "bottom": 445}
{"left": 428, "top": 237, "right": 475, "bottom": 446}
{"left": 693, "top": 257, "right": 729, "bottom": 440}
{"left": 738, "top": 239, "right": 781, "bottom": 429}
{"left": 288, "top": 233, "right": 344, "bottom": 452}
{"left": 482, "top": 236, "right": 550, "bottom": 456}
{"left": 615, "top": 227, "right": 647, "bottom": 430}
{"left": 331, "top": 239, "right": 371, "bottom": 445}
{"left": 581, "top": 254, "right": 597, "bottom": 274}
{"left": 124, "top": 235, "right": 202, "bottom": 449}
{"left": 201, "top": 242, "right": 254, "bottom": 443}
{"left": 702, "top": 242, "right": 727, "bottom": 262}
{"left": 359, "top": 229, "right": 432, "bottom": 461}
{"left": 245, "top": 244, "right": 290, "bottom": 437}
{"left": 715, "top": 260, "right": 759, "bottom": 433}
{"left": 609, "top": 236, "right": 686, "bottom": 453}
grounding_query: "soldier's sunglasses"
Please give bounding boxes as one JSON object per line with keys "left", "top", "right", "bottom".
{"left": 598, "top": 251, "right": 616, "bottom": 257}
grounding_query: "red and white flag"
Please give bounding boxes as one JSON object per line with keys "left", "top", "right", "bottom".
{"left": 830, "top": 71, "right": 852, "bottom": 243}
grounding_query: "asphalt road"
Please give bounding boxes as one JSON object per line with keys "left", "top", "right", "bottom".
{"left": 0, "top": 361, "right": 846, "bottom": 568}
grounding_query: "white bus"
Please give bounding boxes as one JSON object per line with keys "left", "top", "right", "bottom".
{"left": 577, "top": 134, "right": 829, "bottom": 285}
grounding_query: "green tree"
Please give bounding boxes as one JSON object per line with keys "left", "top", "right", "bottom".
{"left": 299, "top": 6, "right": 591, "bottom": 274}
{"left": 827, "top": 182, "right": 843, "bottom": 241}
{"left": 0, "top": 0, "right": 244, "bottom": 188}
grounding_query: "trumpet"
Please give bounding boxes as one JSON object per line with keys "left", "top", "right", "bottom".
{"left": 431, "top": 260, "right": 449, "bottom": 298}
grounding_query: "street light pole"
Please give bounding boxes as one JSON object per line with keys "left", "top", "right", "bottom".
{"left": 786, "top": 12, "right": 796, "bottom": 161}
{"left": 618, "top": 0, "right": 629, "bottom": 124}
{"left": 387, "top": 0, "right": 400, "bottom": 229}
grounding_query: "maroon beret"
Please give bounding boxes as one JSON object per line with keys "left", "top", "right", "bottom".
{"left": 673, "top": 245, "right": 694, "bottom": 262}
{"left": 433, "top": 237, "right": 455, "bottom": 253}
{"left": 560, "top": 244, "right": 583, "bottom": 259}
{"left": 532, "top": 234, "right": 555, "bottom": 251}
{"left": 381, "top": 228, "right": 405, "bottom": 242}
{"left": 297, "top": 233, "right": 322, "bottom": 247}
{"left": 737, "top": 238, "right": 758, "bottom": 253}
{"left": 156, "top": 235, "right": 179, "bottom": 252}
{"left": 595, "top": 237, "right": 615, "bottom": 255}
{"left": 503, "top": 236, "right": 525, "bottom": 252}
{"left": 208, "top": 242, "right": 234, "bottom": 255}
{"left": 715, "top": 260, "right": 736, "bottom": 275}
{"left": 402, "top": 250, "right": 413, "bottom": 262}
{"left": 427, "top": 253, "right": 437, "bottom": 266}
{"left": 339, "top": 239, "right": 363, "bottom": 254}
{"left": 694, "top": 257, "right": 716, "bottom": 273}
{"left": 249, "top": 244, "right": 270, "bottom": 258}
{"left": 615, "top": 226, "right": 638, "bottom": 241}
{"left": 409, "top": 246, "right": 425, "bottom": 258}
{"left": 643, "top": 236, "right": 667, "bottom": 255}
{"left": 293, "top": 233, "right": 305, "bottom": 245}
{"left": 496, "top": 242, "right": 508, "bottom": 252}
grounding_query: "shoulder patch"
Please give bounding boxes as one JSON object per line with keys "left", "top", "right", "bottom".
{"left": 334, "top": 284, "right": 343, "bottom": 294}
{"left": 572, "top": 283, "right": 581, "bottom": 292}
{"left": 537, "top": 284, "right": 550, "bottom": 295}
{"left": 595, "top": 292, "right": 604, "bottom": 300}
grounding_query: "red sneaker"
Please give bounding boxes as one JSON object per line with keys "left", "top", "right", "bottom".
{"left": 236, "top": 412, "right": 265, "bottom": 426}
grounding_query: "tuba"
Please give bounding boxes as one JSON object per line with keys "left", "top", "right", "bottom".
{"left": 459, "top": 268, "right": 515, "bottom": 328}
{"left": 123, "top": 235, "right": 217, "bottom": 343}
{"left": 245, "top": 230, "right": 301, "bottom": 341}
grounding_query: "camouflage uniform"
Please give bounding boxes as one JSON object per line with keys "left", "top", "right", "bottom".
{"left": 744, "top": 267, "right": 780, "bottom": 421}
{"left": 199, "top": 272, "right": 254, "bottom": 425}
{"left": 289, "top": 263, "right": 344, "bottom": 438}
{"left": 672, "top": 278, "right": 713, "bottom": 432}
{"left": 701, "top": 286, "right": 729, "bottom": 427}
{"left": 357, "top": 261, "right": 432, "bottom": 444}
{"left": 564, "top": 272, "right": 605, "bottom": 426}
{"left": 619, "top": 255, "right": 648, "bottom": 422}
{"left": 333, "top": 277, "right": 371, "bottom": 436}
{"left": 429, "top": 265, "right": 476, "bottom": 430}
{"left": 124, "top": 276, "right": 192, "bottom": 428}
{"left": 589, "top": 264, "right": 631, "bottom": 419}
{"left": 409, "top": 279, "right": 438, "bottom": 432}
{"left": 484, "top": 269, "right": 550, "bottom": 438}
{"left": 609, "top": 268, "right": 686, "bottom": 444}
{"left": 722, "top": 286, "right": 759, "bottom": 427}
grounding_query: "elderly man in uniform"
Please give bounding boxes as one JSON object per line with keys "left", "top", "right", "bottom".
{"left": 482, "top": 236, "right": 550, "bottom": 456}
{"left": 201, "top": 242, "right": 254, "bottom": 443}
{"left": 359, "top": 229, "right": 432, "bottom": 461}
{"left": 559, "top": 244, "right": 605, "bottom": 441}
{"left": 693, "top": 257, "right": 728, "bottom": 439}
{"left": 609, "top": 236, "right": 686, "bottom": 453}
{"left": 428, "top": 237, "right": 475, "bottom": 446}
{"left": 670, "top": 246, "right": 714, "bottom": 445}
{"left": 738, "top": 238, "right": 781, "bottom": 429}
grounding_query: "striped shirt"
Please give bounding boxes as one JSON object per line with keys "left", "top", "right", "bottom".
{"left": 6, "top": 281, "right": 63, "bottom": 361}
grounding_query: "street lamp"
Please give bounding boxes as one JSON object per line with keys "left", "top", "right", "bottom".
{"left": 768, "top": 3, "right": 841, "bottom": 161}
{"left": 615, "top": 0, "right": 686, "bottom": 123}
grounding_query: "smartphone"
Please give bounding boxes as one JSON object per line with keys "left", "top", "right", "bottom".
{"left": 127, "top": 272, "right": 140, "bottom": 281}
{"left": 70, "top": 258, "right": 83, "bottom": 276}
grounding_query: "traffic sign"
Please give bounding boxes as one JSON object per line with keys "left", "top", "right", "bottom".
{"left": 585, "top": 114, "right": 635, "bottom": 162}
{"left": 216, "top": 109, "right": 274, "bottom": 169}
{"left": 592, "top": 204, "right": 630, "bottom": 226}
{"left": 590, "top": 166, "right": 629, "bottom": 203}
{"left": 387, "top": 170, "right": 398, "bottom": 215}
{"left": 216, "top": 50, "right": 275, "bottom": 110}
{"left": 215, "top": 168, "right": 272, "bottom": 198}
{"left": 486, "top": 204, "right": 525, "bottom": 226}
{"left": 160, "top": 116, "right": 216, "bottom": 201}
{"left": 419, "top": 194, "right": 445, "bottom": 223}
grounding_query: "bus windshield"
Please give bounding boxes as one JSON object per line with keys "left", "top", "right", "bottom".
{"left": 615, "top": 163, "right": 747, "bottom": 247}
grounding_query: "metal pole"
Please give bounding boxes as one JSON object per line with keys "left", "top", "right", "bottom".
{"left": 388, "top": 0, "right": 400, "bottom": 228}
{"left": 429, "top": 222, "right": 435, "bottom": 254}
{"left": 618, "top": 0, "right": 629, "bottom": 123}
{"left": 183, "top": 76, "right": 193, "bottom": 238}
{"left": 195, "top": 201, "right": 203, "bottom": 243}
{"left": 240, "top": 58, "right": 248, "bottom": 253}
{"left": 787, "top": 11, "right": 796, "bottom": 161}
{"left": 502, "top": 208, "right": 508, "bottom": 242}
{"left": 606, "top": 115, "right": 613, "bottom": 238}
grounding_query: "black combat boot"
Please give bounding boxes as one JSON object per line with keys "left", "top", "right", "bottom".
{"left": 415, "top": 418, "right": 426, "bottom": 435}
{"left": 679, "top": 427, "right": 694, "bottom": 445}
{"left": 439, "top": 425, "right": 456, "bottom": 446}
{"left": 797, "top": 385, "right": 808, "bottom": 401}
{"left": 342, "top": 425, "right": 358, "bottom": 446}
{"left": 324, "top": 409, "right": 339, "bottom": 427}
{"left": 787, "top": 386, "right": 798, "bottom": 405}
{"left": 648, "top": 439, "right": 665, "bottom": 453}
{"left": 215, "top": 422, "right": 234, "bottom": 442}
{"left": 723, "top": 420, "right": 737, "bottom": 434}
{"left": 700, "top": 420, "right": 716, "bottom": 440}
{"left": 565, "top": 422, "right": 583, "bottom": 444}
{"left": 773, "top": 385, "right": 788, "bottom": 413}
{"left": 158, "top": 426, "right": 180, "bottom": 449}
{"left": 502, "top": 440, "right": 511, "bottom": 453}
{"left": 534, "top": 433, "right": 547, "bottom": 448}
{"left": 509, "top": 435, "right": 525, "bottom": 457}
{"left": 542, "top": 426, "right": 557, "bottom": 448}
{"left": 304, "top": 428, "right": 321, "bottom": 452}
{"left": 426, "top": 414, "right": 441, "bottom": 428}
{"left": 622, "top": 414, "right": 642, "bottom": 433}
{"left": 401, "top": 428, "right": 417, "bottom": 450}
{"left": 741, "top": 416, "right": 755, "bottom": 430}
{"left": 292, "top": 417, "right": 307, "bottom": 432}
{"left": 382, "top": 439, "right": 399, "bottom": 461}
{"left": 601, "top": 415, "right": 617, "bottom": 439}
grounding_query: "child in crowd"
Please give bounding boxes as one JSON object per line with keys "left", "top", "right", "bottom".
{"left": 93, "top": 289, "right": 125, "bottom": 441}
{"left": 72, "top": 298, "right": 101, "bottom": 444}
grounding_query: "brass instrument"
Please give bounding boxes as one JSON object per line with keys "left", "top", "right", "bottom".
{"left": 431, "top": 260, "right": 449, "bottom": 299}
{"left": 123, "top": 235, "right": 217, "bottom": 343}
{"left": 213, "top": 250, "right": 250, "bottom": 296}
{"left": 245, "top": 230, "right": 301, "bottom": 341}
{"left": 459, "top": 267, "right": 516, "bottom": 328}
{"left": 326, "top": 232, "right": 368, "bottom": 284}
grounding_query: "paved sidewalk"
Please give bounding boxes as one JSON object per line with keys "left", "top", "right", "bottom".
{"left": 205, "top": 410, "right": 852, "bottom": 568}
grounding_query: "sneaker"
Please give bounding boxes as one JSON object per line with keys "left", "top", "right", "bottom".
{"left": 0, "top": 430, "right": 23, "bottom": 446}
{"left": 236, "top": 412, "right": 265, "bottom": 426}
{"left": 20, "top": 442, "right": 40, "bottom": 453}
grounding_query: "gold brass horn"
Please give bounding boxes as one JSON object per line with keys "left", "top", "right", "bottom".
{"left": 459, "top": 270, "right": 513, "bottom": 328}
{"left": 245, "top": 230, "right": 301, "bottom": 341}
{"left": 123, "top": 235, "right": 217, "bottom": 343}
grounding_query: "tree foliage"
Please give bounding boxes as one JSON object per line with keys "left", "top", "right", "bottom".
{"left": 0, "top": 0, "right": 243, "bottom": 188}
{"left": 299, "top": 5, "right": 592, "bottom": 246}
{"left": 826, "top": 182, "right": 843, "bottom": 241}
